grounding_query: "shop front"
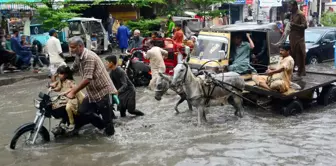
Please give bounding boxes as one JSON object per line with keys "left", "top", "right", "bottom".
{"left": 0, "top": 3, "right": 37, "bottom": 35}
{"left": 220, "top": 0, "right": 246, "bottom": 24}
{"left": 71, "top": 0, "right": 138, "bottom": 34}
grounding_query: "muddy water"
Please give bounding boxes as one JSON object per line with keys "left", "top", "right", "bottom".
{"left": 1, "top": 79, "right": 336, "bottom": 166}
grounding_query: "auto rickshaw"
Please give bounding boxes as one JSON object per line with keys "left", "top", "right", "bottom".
{"left": 30, "top": 23, "right": 68, "bottom": 52}
{"left": 172, "top": 16, "right": 202, "bottom": 37}
{"left": 188, "top": 22, "right": 282, "bottom": 76}
{"left": 67, "top": 17, "right": 110, "bottom": 57}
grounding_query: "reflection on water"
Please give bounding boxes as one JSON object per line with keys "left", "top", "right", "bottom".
{"left": 1, "top": 79, "right": 336, "bottom": 165}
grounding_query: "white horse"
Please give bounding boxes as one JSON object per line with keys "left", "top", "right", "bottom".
{"left": 154, "top": 73, "right": 193, "bottom": 113}
{"left": 171, "top": 63, "right": 245, "bottom": 126}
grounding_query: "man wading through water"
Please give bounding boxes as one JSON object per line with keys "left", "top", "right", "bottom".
{"left": 67, "top": 36, "right": 117, "bottom": 136}
{"left": 105, "top": 55, "right": 145, "bottom": 117}
{"left": 289, "top": 0, "right": 307, "bottom": 80}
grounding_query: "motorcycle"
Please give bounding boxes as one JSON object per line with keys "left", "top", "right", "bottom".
{"left": 9, "top": 83, "right": 117, "bottom": 150}
{"left": 109, "top": 34, "right": 119, "bottom": 50}
{"left": 120, "top": 49, "right": 151, "bottom": 87}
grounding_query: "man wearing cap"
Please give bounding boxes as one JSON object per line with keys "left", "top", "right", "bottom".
{"left": 128, "top": 29, "right": 143, "bottom": 51}
{"left": 46, "top": 29, "right": 65, "bottom": 82}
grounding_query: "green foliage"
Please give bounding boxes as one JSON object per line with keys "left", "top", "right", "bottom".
{"left": 191, "top": 0, "right": 232, "bottom": 11}
{"left": 117, "top": 0, "right": 166, "bottom": 7}
{"left": 321, "top": 11, "right": 336, "bottom": 27}
{"left": 11, "top": 0, "right": 101, "bottom": 31}
{"left": 196, "top": 10, "right": 227, "bottom": 17}
{"left": 126, "top": 18, "right": 164, "bottom": 37}
{"left": 159, "top": 0, "right": 186, "bottom": 16}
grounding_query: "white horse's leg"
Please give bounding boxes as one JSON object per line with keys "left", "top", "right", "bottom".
{"left": 203, "top": 108, "right": 207, "bottom": 122}
{"left": 187, "top": 99, "right": 193, "bottom": 112}
{"left": 228, "top": 95, "right": 243, "bottom": 118}
{"left": 233, "top": 95, "right": 244, "bottom": 118}
{"left": 174, "top": 97, "right": 185, "bottom": 114}
{"left": 197, "top": 106, "right": 203, "bottom": 126}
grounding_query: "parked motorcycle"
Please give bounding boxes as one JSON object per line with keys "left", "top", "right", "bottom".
{"left": 120, "top": 49, "right": 151, "bottom": 87}
{"left": 109, "top": 34, "right": 119, "bottom": 50}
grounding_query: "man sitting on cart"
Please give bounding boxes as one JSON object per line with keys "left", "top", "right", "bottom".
{"left": 252, "top": 44, "right": 294, "bottom": 93}
{"left": 228, "top": 33, "right": 257, "bottom": 74}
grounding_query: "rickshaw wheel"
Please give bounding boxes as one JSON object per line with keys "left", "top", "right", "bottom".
{"left": 282, "top": 100, "right": 303, "bottom": 117}
{"left": 317, "top": 85, "right": 336, "bottom": 106}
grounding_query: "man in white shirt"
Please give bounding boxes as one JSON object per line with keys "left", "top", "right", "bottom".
{"left": 144, "top": 40, "right": 168, "bottom": 90}
{"left": 46, "top": 29, "right": 65, "bottom": 81}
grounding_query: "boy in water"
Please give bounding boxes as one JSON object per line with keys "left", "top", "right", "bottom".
{"left": 105, "top": 55, "right": 144, "bottom": 117}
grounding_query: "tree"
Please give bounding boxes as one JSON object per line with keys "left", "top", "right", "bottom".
{"left": 11, "top": 0, "right": 101, "bottom": 31}
{"left": 191, "top": 0, "right": 232, "bottom": 17}
{"left": 321, "top": 11, "right": 336, "bottom": 27}
{"left": 117, "top": 0, "right": 166, "bottom": 7}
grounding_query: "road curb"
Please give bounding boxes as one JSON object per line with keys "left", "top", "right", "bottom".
{"left": 0, "top": 73, "right": 49, "bottom": 87}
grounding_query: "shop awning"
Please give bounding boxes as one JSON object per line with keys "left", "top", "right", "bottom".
{"left": 0, "top": 3, "right": 35, "bottom": 10}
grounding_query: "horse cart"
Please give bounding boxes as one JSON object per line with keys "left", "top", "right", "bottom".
{"left": 243, "top": 66, "right": 336, "bottom": 116}
{"left": 187, "top": 22, "right": 336, "bottom": 116}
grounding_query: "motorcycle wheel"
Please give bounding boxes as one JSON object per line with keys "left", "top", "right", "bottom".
{"left": 10, "top": 124, "right": 50, "bottom": 150}
{"left": 107, "top": 44, "right": 113, "bottom": 54}
{"left": 127, "top": 68, "right": 136, "bottom": 85}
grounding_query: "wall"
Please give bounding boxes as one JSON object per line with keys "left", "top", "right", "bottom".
{"left": 107, "top": 5, "right": 138, "bottom": 21}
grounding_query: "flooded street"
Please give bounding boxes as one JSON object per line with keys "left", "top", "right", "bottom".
{"left": 1, "top": 78, "right": 336, "bottom": 166}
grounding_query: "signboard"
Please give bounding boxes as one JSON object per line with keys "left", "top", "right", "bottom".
{"left": 233, "top": 0, "right": 246, "bottom": 4}
{"left": 259, "top": 0, "right": 282, "bottom": 7}
{"left": 246, "top": 0, "right": 253, "bottom": 4}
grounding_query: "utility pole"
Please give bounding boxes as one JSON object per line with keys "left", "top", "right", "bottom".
{"left": 318, "top": 0, "right": 322, "bottom": 24}
{"left": 256, "top": 0, "right": 260, "bottom": 21}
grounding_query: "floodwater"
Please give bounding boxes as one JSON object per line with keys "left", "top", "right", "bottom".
{"left": 1, "top": 78, "right": 336, "bottom": 166}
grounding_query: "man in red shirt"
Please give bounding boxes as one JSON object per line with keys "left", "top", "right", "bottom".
{"left": 173, "top": 23, "right": 184, "bottom": 45}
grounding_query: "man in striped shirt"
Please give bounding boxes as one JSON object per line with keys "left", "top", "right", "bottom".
{"left": 67, "top": 36, "right": 117, "bottom": 136}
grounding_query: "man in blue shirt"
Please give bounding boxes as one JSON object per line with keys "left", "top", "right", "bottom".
{"left": 10, "top": 29, "right": 32, "bottom": 68}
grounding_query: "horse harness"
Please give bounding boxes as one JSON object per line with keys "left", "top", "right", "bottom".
{"left": 181, "top": 63, "right": 242, "bottom": 106}
{"left": 180, "top": 63, "right": 269, "bottom": 111}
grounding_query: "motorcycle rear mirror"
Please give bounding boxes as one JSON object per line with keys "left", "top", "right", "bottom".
{"left": 39, "top": 92, "right": 46, "bottom": 99}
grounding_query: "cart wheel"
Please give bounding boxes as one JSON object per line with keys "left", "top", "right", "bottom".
{"left": 317, "top": 85, "right": 336, "bottom": 106}
{"left": 282, "top": 100, "right": 303, "bottom": 117}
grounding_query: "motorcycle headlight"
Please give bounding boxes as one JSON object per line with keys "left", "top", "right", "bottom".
{"left": 34, "top": 99, "right": 40, "bottom": 109}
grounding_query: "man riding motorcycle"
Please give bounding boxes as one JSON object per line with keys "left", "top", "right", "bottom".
{"left": 127, "top": 29, "right": 144, "bottom": 51}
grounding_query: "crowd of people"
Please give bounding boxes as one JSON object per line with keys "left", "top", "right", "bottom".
{"left": 0, "top": 29, "right": 57, "bottom": 73}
